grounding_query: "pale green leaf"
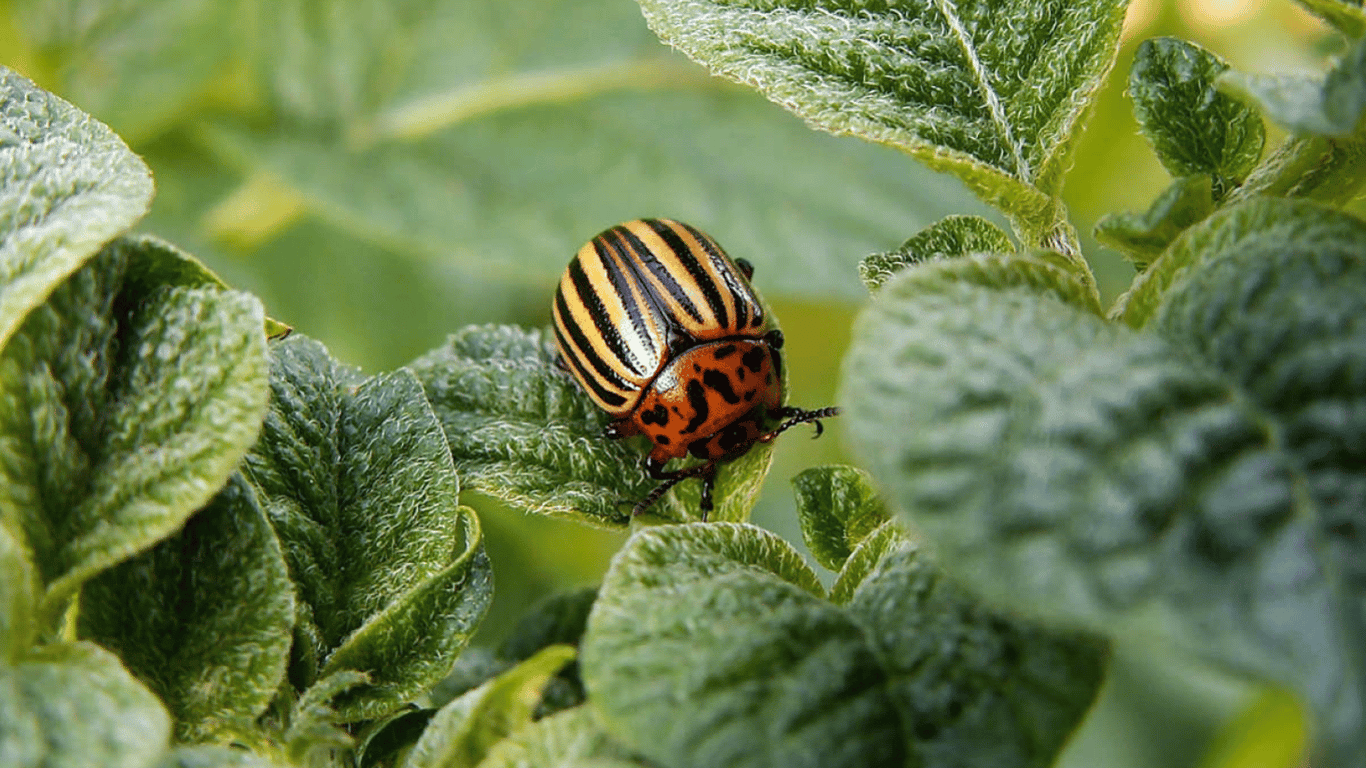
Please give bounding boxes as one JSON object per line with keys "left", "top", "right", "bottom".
{"left": 1224, "top": 133, "right": 1366, "bottom": 206}
{"left": 77, "top": 475, "right": 294, "bottom": 745}
{"left": 13, "top": 0, "right": 242, "bottom": 141}
{"left": 0, "top": 65, "right": 153, "bottom": 351}
{"left": 859, "top": 215, "right": 1014, "bottom": 292}
{"left": 157, "top": 745, "right": 291, "bottom": 768}
{"left": 1128, "top": 38, "right": 1264, "bottom": 189}
{"left": 840, "top": 206, "right": 1366, "bottom": 763}
{"left": 1094, "top": 174, "right": 1215, "bottom": 269}
{"left": 0, "top": 522, "right": 38, "bottom": 662}
{"left": 0, "top": 240, "right": 269, "bottom": 628}
{"left": 474, "top": 707, "right": 649, "bottom": 768}
{"left": 1293, "top": 0, "right": 1366, "bottom": 36}
{"left": 403, "top": 645, "right": 576, "bottom": 768}
{"left": 826, "top": 520, "right": 902, "bottom": 605}
{"left": 1219, "top": 37, "right": 1366, "bottom": 138}
{"left": 408, "top": 325, "right": 771, "bottom": 526}
{"left": 242, "top": 334, "right": 493, "bottom": 722}
{"left": 581, "top": 523, "right": 1105, "bottom": 768}
{"left": 633, "top": 0, "right": 1129, "bottom": 232}
{"left": 791, "top": 465, "right": 889, "bottom": 571}
{"left": 0, "top": 642, "right": 171, "bottom": 768}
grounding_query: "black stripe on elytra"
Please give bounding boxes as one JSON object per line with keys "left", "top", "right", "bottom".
{"left": 679, "top": 221, "right": 759, "bottom": 330}
{"left": 702, "top": 368, "right": 741, "bottom": 404}
{"left": 555, "top": 288, "right": 634, "bottom": 402}
{"left": 683, "top": 379, "right": 710, "bottom": 434}
{"left": 552, "top": 313, "right": 629, "bottom": 408}
{"left": 593, "top": 236, "right": 659, "bottom": 364}
{"left": 616, "top": 225, "right": 705, "bottom": 324}
{"left": 647, "top": 219, "right": 729, "bottom": 330}
{"left": 568, "top": 258, "right": 645, "bottom": 377}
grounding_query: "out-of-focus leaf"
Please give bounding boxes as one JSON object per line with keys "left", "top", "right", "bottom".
{"left": 242, "top": 335, "right": 492, "bottom": 722}
{"left": 1094, "top": 174, "right": 1214, "bottom": 269}
{"left": 475, "top": 706, "right": 649, "bottom": 768}
{"left": 78, "top": 475, "right": 294, "bottom": 745}
{"left": 1128, "top": 38, "right": 1264, "bottom": 190}
{"left": 156, "top": 745, "right": 290, "bottom": 768}
{"left": 1219, "top": 37, "right": 1366, "bottom": 139}
{"left": 1293, "top": 0, "right": 1366, "bottom": 36}
{"left": 0, "top": 642, "right": 171, "bottom": 768}
{"left": 408, "top": 325, "right": 771, "bottom": 526}
{"left": 581, "top": 523, "right": 1106, "bottom": 768}
{"left": 632, "top": 0, "right": 1128, "bottom": 240}
{"left": 0, "top": 522, "right": 37, "bottom": 662}
{"left": 0, "top": 240, "right": 269, "bottom": 628}
{"left": 0, "top": 66, "right": 153, "bottom": 351}
{"left": 859, "top": 216, "right": 1014, "bottom": 292}
{"left": 791, "top": 465, "right": 889, "bottom": 572}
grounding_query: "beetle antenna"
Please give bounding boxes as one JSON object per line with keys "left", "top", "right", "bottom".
{"left": 761, "top": 406, "right": 841, "bottom": 443}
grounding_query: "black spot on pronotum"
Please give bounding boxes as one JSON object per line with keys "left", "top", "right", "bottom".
{"left": 688, "top": 438, "right": 711, "bottom": 459}
{"left": 657, "top": 435, "right": 670, "bottom": 445}
{"left": 734, "top": 364, "right": 746, "bottom": 382}
{"left": 742, "top": 346, "right": 766, "bottom": 373}
{"left": 683, "top": 379, "right": 710, "bottom": 433}
{"left": 702, "top": 369, "right": 741, "bottom": 404}
{"left": 713, "top": 343, "right": 737, "bottom": 359}
{"left": 640, "top": 404, "right": 669, "bottom": 427}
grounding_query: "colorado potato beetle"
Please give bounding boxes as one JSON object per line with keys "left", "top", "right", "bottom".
{"left": 552, "top": 218, "right": 838, "bottom": 520}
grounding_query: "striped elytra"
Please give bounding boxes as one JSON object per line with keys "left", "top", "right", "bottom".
{"left": 552, "top": 218, "right": 839, "bottom": 520}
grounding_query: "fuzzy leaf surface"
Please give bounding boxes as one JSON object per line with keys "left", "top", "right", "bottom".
{"left": 581, "top": 523, "right": 1106, "bottom": 768}
{"left": 242, "top": 335, "right": 492, "bottom": 722}
{"left": 633, "top": 0, "right": 1128, "bottom": 228}
{"left": 1094, "top": 174, "right": 1214, "bottom": 269}
{"left": 408, "top": 325, "right": 771, "bottom": 526}
{"left": 403, "top": 645, "right": 576, "bottom": 768}
{"left": 157, "top": 745, "right": 291, "bottom": 768}
{"left": 0, "top": 642, "right": 171, "bottom": 768}
{"left": 78, "top": 475, "right": 294, "bottom": 745}
{"left": 1128, "top": 38, "right": 1264, "bottom": 188}
{"left": 1220, "top": 37, "right": 1366, "bottom": 138}
{"left": 840, "top": 206, "right": 1366, "bottom": 763}
{"left": 859, "top": 215, "right": 1014, "bottom": 292}
{"left": 792, "top": 465, "right": 890, "bottom": 571}
{"left": 0, "top": 241, "right": 269, "bottom": 627}
{"left": 0, "top": 66, "right": 153, "bottom": 351}
{"left": 475, "top": 706, "right": 649, "bottom": 768}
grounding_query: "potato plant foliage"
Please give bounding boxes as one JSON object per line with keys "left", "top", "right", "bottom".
{"left": 2, "top": 0, "right": 1365, "bottom": 767}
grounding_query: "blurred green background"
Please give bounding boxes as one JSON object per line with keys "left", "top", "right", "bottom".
{"left": 0, "top": 1, "right": 1342, "bottom": 763}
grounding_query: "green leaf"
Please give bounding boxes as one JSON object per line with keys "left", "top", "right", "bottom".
{"left": 475, "top": 706, "right": 649, "bottom": 768}
{"left": 403, "top": 645, "right": 576, "bottom": 768}
{"left": 581, "top": 523, "right": 1106, "bottom": 768}
{"left": 839, "top": 205, "right": 1366, "bottom": 763}
{"left": 408, "top": 325, "right": 771, "bottom": 526}
{"left": 1224, "top": 133, "right": 1366, "bottom": 207}
{"left": 1219, "top": 37, "right": 1366, "bottom": 138}
{"left": 0, "top": 642, "right": 171, "bottom": 768}
{"left": 157, "top": 745, "right": 290, "bottom": 768}
{"left": 1094, "top": 174, "right": 1215, "bottom": 269}
{"left": 1128, "top": 38, "right": 1264, "bottom": 190}
{"left": 633, "top": 0, "right": 1129, "bottom": 236}
{"left": 859, "top": 215, "right": 1014, "bottom": 292}
{"left": 0, "top": 240, "right": 270, "bottom": 628}
{"left": 0, "top": 65, "right": 153, "bottom": 352}
{"left": 791, "top": 465, "right": 889, "bottom": 572}
{"left": 1293, "top": 0, "right": 1366, "bottom": 36}
{"left": 242, "top": 334, "right": 493, "bottom": 722}
{"left": 0, "top": 522, "right": 38, "bottom": 662}
{"left": 498, "top": 587, "right": 598, "bottom": 663}
{"left": 827, "top": 520, "right": 902, "bottom": 605}
{"left": 77, "top": 475, "right": 294, "bottom": 745}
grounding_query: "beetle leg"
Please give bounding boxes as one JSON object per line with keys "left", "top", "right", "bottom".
{"left": 734, "top": 257, "right": 755, "bottom": 281}
{"left": 762, "top": 329, "right": 784, "bottom": 349}
{"left": 603, "top": 419, "right": 639, "bottom": 440}
{"left": 553, "top": 354, "right": 570, "bottom": 372}
{"left": 761, "top": 406, "right": 841, "bottom": 442}
{"left": 698, "top": 464, "right": 718, "bottom": 521}
{"left": 634, "top": 457, "right": 719, "bottom": 520}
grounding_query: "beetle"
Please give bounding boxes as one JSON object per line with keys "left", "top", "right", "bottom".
{"left": 551, "top": 218, "right": 838, "bottom": 520}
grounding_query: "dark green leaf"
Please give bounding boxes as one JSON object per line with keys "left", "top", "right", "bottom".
{"left": 408, "top": 325, "right": 771, "bottom": 526}
{"left": 791, "top": 465, "right": 889, "bottom": 571}
{"left": 1293, "top": 0, "right": 1366, "bottom": 36}
{"left": 1219, "top": 37, "right": 1366, "bottom": 138}
{"left": 859, "top": 216, "right": 1014, "bottom": 292}
{"left": 1094, "top": 174, "right": 1215, "bottom": 269}
{"left": 475, "top": 706, "right": 650, "bottom": 768}
{"left": 1128, "top": 38, "right": 1264, "bottom": 188}
{"left": 841, "top": 201, "right": 1366, "bottom": 764}
{"left": 402, "top": 645, "right": 576, "bottom": 768}
{"left": 633, "top": 0, "right": 1128, "bottom": 236}
{"left": 581, "top": 523, "right": 1105, "bottom": 768}
{"left": 498, "top": 587, "right": 598, "bottom": 662}
{"left": 242, "top": 335, "right": 493, "bottom": 722}
{"left": 0, "top": 241, "right": 269, "bottom": 628}
{"left": 78, "top": 475, "right": 294, "bottom": 745}
{"left": 0, "top": 642, "right": 171, "bottom": 768}
{"left": 0, "top": 523, "right": 38, "bottom": 662}
{"left": 0, "top": 66, "right": 153, "bottom": 351}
